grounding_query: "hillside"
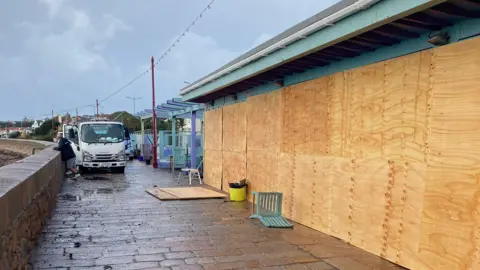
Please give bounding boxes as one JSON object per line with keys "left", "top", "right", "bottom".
{"left": 108, "top": 111, "right": 141, "bottom": 131}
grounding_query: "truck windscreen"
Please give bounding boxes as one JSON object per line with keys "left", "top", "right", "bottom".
{"left": 81, "top": 124, "right": 124, "bottom": 143}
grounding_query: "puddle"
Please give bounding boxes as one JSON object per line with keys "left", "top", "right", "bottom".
{"left": 83, "top": 176, "right": 111, "bottom": 181}
{"left": 83, "top": 188, "right": 114, "bottom": 196}
{"left": 58, "top": 194, "right": 81, "bottom": 201}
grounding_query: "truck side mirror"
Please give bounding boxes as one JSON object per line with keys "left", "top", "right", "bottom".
{"left": 124, "top": 128, "right": 130, "bottom": 140}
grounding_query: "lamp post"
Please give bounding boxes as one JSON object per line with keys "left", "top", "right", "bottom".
{"left": 126, "top": 95, "right": 142, "bottom": 115}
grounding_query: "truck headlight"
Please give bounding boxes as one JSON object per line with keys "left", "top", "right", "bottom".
{"left": 83, "top": 151, "right": 93, "bottom": 162}
{"left": 118, "top": 150, "right": 126, "bottom": 161}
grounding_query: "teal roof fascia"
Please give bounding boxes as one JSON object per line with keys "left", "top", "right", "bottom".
{"left": 182, "top": 0, "right": 446, "bottom": 101}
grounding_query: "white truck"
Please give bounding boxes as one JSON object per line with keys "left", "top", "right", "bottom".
{"left": 63, "top": 120, "right": 130, "bottom": 173}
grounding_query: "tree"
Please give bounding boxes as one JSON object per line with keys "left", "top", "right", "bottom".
{"left": 8, "top": 131, "right": 21, "bottom": 138}
{"left": 35, "top": 118, "right": 60, "bottom": 135}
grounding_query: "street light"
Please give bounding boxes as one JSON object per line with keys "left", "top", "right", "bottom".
{"left": 126, "top": 95, "right": 142, "bottom": 115}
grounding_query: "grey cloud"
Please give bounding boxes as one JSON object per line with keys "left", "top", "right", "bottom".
{"left": 0, "top": 0, "right": 339, "bottom": 120}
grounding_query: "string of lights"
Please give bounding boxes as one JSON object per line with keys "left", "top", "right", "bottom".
{"left": 29, "top": 0, "right": 217, "bottom": 120}
{"left": 100, "top": 0, "right": 216, "bottom": 104}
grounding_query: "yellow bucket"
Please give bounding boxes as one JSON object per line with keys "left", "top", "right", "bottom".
{"left": 229, "top": 186, "right": 246, "bottom": 202}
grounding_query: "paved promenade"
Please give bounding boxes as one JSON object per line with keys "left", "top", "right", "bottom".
{"left": 30, "top": 161, "right": 405, "bottom": 270}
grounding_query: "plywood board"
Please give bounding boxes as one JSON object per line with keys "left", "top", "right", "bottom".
{"left": 200, "top": 35, "right": 480, "bottom": 270}
{"left": 222, "top": 103, "right": 246, "bottom": 152}
{"left": 277, "top": 153, "right": 294, "bottom": 219}
{"left": 291, "top": 154, "right": 315, "bottom": 227}
{"left": 222, "top": 151, "right": 246, "bottom": 193}
{"left": 350, "top": 160, "right": 389, "bottom": 256}
{"left": 417, "top": 37, "right": 480, "bottom": 270}
{"left": 146, "top": 187, "right": 227, "bottom": 200}
{"left": 330, "top": 157, "right": 354, "bottom": 242}
{"left": 204, "top": 150, "right": 222, "bottom": 190}
{"left": 281, "top": 78, "right": 332, "bottom": 156}
{"left": 204, "top": 108, "right": 223, "bottom": 151}
{"left": 311, "top": 156, "right": 333, "bottom": 235}
{"left": 330, "top": 72, "right": 345, "bottom": 157}
{"left": 246, "top": 91, "right": 282, "bottom": 152}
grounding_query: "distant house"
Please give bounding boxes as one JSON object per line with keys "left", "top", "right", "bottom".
{"left": 31, "top": 120, "right": 40, "bottom": 130}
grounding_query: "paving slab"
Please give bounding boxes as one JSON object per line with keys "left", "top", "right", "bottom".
{"left": 30, "top": 161, "right": 406, "bottom": 270}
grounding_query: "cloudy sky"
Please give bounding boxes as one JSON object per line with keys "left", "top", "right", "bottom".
{"left": 0, "top": 0, "right": 339, "bottom": 120}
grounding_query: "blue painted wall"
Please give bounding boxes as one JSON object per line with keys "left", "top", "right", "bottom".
{"left": 205, "top": 17, "right": 480, "bottom": 111}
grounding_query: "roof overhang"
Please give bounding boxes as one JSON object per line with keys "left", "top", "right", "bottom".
{"left": 180, "top": 0, "right": 480, "bottom": 103}
{"left": 136, "top": 98, "right": 205, "bottom": 120}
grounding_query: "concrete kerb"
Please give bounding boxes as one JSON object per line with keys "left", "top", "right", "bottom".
{"left": 0, "top": 138, "right": 64, "bottom": 269}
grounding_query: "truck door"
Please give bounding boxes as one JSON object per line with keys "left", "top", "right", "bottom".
{"left": 63, "top": 125, "right": 82, "bottom": 165}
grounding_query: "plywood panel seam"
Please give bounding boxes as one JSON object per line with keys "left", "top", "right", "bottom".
{"left": 396, "top": 161, "right": 409, "bottom": 264}
{"left": 381, "top": 61, "right": 387, "bottom": 158}
{"left": 382, "top": 160, "right": 395, "bottom": 258}
{"left": 348, "top": 158, "right": 356, "bottom": 244}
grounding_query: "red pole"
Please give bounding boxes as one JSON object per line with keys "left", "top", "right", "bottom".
{"left": 151, "top": 57, "right": 158, "bottom": 168}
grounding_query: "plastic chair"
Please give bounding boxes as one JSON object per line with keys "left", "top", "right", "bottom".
{"left": 177, "top": 159, "right": 203, "bottom": 185}
{"left": 250, "top": 192, "right": 293, "bottom": 228}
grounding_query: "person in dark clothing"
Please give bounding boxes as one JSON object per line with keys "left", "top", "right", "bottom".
{"left": 54, "top": 133, "right": 80, "bottom": 179}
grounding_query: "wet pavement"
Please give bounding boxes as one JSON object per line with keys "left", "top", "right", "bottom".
{"left": 30, "top": 161, "right": 405, "bottom": 270}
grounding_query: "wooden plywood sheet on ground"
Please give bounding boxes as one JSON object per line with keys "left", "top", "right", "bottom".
{"left": 222, "top": 102, "right": 246, "bottom": 152}
{"left": 222, "top": 151, "right": 246, "bottom": 193}
{"left": 204, "top": 108, "right": 223, "bottom": 151}
{"left": 417, "top": 37, "right": 480, "bottom": 270}
{"left": 204, "top": 150, "right": 222, "bottom": 190}
{"left": 146, "top": 187, "right": 227, "bottom": 200}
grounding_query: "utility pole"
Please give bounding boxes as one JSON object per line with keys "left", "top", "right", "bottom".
{"left": 76, "top": 108, "right": 79, "bottom": 124}
{"left": 151, "top": 56, "right": 158, "bottom": 169}
{"left": 96, "top": 99, "right": 99, "bottom": 117}
{"left": 51, "top": 110, "right": 54, "bottom": 138}
{"left": 126, "top": 95, "right": 142, "bottom": 115}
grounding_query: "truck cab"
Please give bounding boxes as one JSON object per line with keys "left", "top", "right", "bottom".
{"left": 63, "top": 120, "right": 129, "bottom": 173}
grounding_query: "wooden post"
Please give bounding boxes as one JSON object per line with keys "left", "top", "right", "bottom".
{"left": 171, "top": 116, "right": 176, "bottom": 173}
{"left": 151, "top": 57, "right": 158, "bottom": 168}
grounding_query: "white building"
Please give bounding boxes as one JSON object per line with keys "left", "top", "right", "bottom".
{"left": 31, "top": 120, "right": 40, "bottom": 129}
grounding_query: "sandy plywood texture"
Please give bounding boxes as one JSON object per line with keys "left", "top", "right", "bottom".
{"left": 222, "top": 103, "right": 246, "bottom": 152}
{"left": 417, "top": 37, "right": 480, "bottom": 270}
{"left": 330, "top": 157, "right": 354, "bottom": 241}
{"left": 204, "top": 108, "right": 223, "bottom": 151}
{"left": 199, "top": 36, "right": 480, "bottom": 270}
{"left": 246, "top": 150, "right": 278, "bottom": 201}
{"left": 246, "top": 91, "right": 282, "bottom": 152}
{"left": 291, "top": 154, "right": 315, "bottom": 227}
{"left": 222, "top": 151, "right": 246, "bottom": 192}
{"left": 311, "top": 156, "right": 333, "bottom": 235}
{"left": 282, "top": 78, "right": 331, "bottom": 155}
{"left": 350, "top": 160, "right": 389, "bottom": 256}
{"left": 203, "top": 150, "right": 222, "bottom": 190}
{"left": 277, "top": 153, "right": 294, "bottom": 219}
{"left": 146, "top": 187, "right": 227, "bottom": 200}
